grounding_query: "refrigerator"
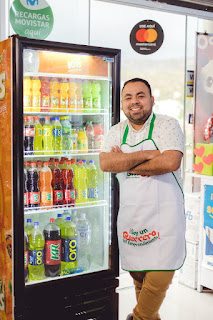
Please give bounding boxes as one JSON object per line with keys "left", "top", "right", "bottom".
{"left": 0, "top": 35, "right": 121, "bottom": 320}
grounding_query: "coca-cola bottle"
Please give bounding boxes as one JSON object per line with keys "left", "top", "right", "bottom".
{"left": 63, "top": 160, "right": 75, "bottom": 207}
{"left": 24, "top": 162, "right": 29, "bottom": 208}
{"left": 24, "top": 116, "right": 35, "bottom": 155}
{"left": 44, "top": 218, "right": 61, "bottom": 277}
{"left": 28, "top": 162, "right": 40, "bottom": 208}
{"left": 52, "top": 161, "right": 63, "bottom": 206}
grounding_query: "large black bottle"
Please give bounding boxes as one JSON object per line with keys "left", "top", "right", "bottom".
{"left": 28, "top": 162, "right": 40, "bottom": 208}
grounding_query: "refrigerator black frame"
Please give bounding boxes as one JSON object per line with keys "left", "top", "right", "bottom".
{"left": 12, "top": 35, "right": 121, "bottom": 319}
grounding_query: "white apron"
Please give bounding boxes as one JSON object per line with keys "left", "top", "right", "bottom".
{"left": 117, "top": 114, "right": 186, "bottom": 272}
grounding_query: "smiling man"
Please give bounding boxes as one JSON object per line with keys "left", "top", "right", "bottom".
{"left": 100, "top": 78, "right": 186, "bottom": 320}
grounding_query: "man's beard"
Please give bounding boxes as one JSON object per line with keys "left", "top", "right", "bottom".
{"left": 124, "top": 110, "right": 151, "bottom": 125}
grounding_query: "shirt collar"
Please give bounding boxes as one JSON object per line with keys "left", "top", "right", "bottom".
{"left": 128, "top": 111, "right": 154, "bottom": 132}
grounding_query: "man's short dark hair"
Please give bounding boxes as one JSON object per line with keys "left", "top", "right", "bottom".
{"left": 122, "top": 78, "right": 152, "bottom": 97}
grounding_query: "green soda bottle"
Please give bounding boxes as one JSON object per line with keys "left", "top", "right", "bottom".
{"left": 52, "top": 117, "right": 62, "bottom": 154}
{"left": 55, "top": 213, "right": 65, "bottom": 229}
{"left": 34, "top": 117, "right": 43, "bottom": 155}
{"left": 82, "top": 81, "right": 92, "bottom": 113}
{"left": 42, "top": 116, "right": 53, "bottom": 154}
{"left": 25, "top": 218, "right": 33, "bottom": 237}
{"left": 61, "top": 217, "right": 78, "bottom": 275}
{"left": 28, "top": 222, "right": 45, "bottom": 281}
{"left": 91, "top": 81, "right": 101, "bottom": 113}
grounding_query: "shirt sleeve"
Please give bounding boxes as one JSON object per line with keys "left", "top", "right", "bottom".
{"left": 158, "top": 118, "right": 184, "bottom": 154}
{"left": 102, "top": 124, "right": 121, "bottom": 152}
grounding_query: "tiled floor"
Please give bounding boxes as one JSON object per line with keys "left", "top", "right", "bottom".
{"left": 117, "top": 271, "right": 213, "bottom": 320}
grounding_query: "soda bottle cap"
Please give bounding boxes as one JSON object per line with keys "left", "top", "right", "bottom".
{"left": 60, "top": 116, "right": 69, "bottom": 120}
{"left": 82, "top": 160, "right": 87, "bottom": 163}
{"left": 64, "top": 210, "right": 69, "bottom": 213}
{"left": 43, "top": 162, "right": 49, "bottom": 167}
{"left": 28, "top": 116, "right": 34, "bottom": 120}
{"left": 66, "top": 217, "right": 71, "bottom": 221}
{"left": 61, "top": 157, "right": 66, "bottom": 161}
{"left": 37, "top": 161, "right": 42, "bottom": 165}
{"left": 78, "top": 161, "right": 83, "bottom": 164}
{"left": 55, "top": 117, "right": 60, "bottom": 120}
{"left": 57, "top": 214, "right": 62, "bottom": 217}
{"left": 27, "top": 219, "right": 32, "bottom": 222}
{"left": 34, "top": 116, "right": 40, "bottom": 120}
{"left": 30, "top": 162, "right": 36, "bottom": 167}
{"left": 66, "top": 160, "right": 71, "bottom": 165}
{"left": 80, "top": 213, "right": 86, "bottom": 218}
{"left": 89, "top": 160, "right": 94, "bottom": 164}
{"left": 71, "top": 159, "right": 76, "bottom": 164}
{"left": 45, "top": 116, "right": 50, "bottom": 120}
{"left": 54, "top": 161, "right": 59, "bottom": 166}
{"left": 24, "top": 162, "right": 28, "bottom": 166}
{"left": 34, "top": 222, "right": 39, "bottom": 226}
{"left": 86, "top": 121, "right": 92, "bottom": 124}
{"left": 72, "top": 210, "right": 77, "bottom": 216}
{"left": 50, "top": 218, "right": 55, "bottom": 222}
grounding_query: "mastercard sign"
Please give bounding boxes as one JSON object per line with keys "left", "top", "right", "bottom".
{"left": 130, "top": 20, "right": 164, "bottom": 55}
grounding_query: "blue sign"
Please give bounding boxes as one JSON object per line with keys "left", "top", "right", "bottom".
{"left": 204, "top": 185, "right": 213, "bottom": 255}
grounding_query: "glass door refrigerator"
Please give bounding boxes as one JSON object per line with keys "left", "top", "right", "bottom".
{"left": 0, "top": 35, "right": 120, "bottom": 320}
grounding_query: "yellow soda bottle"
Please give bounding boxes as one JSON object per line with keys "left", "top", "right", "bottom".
{"left": 68, "top": 80, "right": 77, "bottom": 113}
{"left": 23, "top": 76, "right": 32, "bottom": 112}
{"left": 42, "top": 116, "right": 53, "bottom": 154}
{"left": 59, "top": 78, "right": 69, "bottom": 113}
{"left": 49, "top": 77, "right": 59, "bottom": 112}
{"left": 77, "top": 127, "right": 88, "bottom": 153}
{"left": 76, "top": 80, "right": 83, "bottom": 113}
{"left": 34, "top": 116, "right": 43, "bottom": 155}
{"left": 75, "top": 160, "right": 88, "bottom": 205}
{"left": 32, "top": 76, "right": 41, "bottom": 112}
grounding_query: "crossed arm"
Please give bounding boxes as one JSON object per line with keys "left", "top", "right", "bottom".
{"left": 99, "top": 146, "right": 183, "bottom": 176}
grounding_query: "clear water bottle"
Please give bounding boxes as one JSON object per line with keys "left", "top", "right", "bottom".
{"left": 71, "top": 210, "right": 78, "bottom": 225}
{"left": 77, "top": 213, "right": 91, "bottom": 272}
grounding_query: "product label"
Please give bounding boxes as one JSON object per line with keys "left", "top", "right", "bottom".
{"left": 62, "top": 127, "right": 71, "bottom": 136}
{"left": 53, "top": 190, "right": 63, "bottom": 202}
{"left": 41, "top": 96, "right": 49, "bottom": 106}
{"left": 78, "top": 227, "right": 91, "bottom": 239}
{"left": 29, "top": 249, "right": 44, "bottom": 266}
{"left": 64, "top": 189, "right": 75, "bottom": 201}
{"left": 25, "top": 127, "right": 35, "bottom": 137}
{"left": 43, "top": 127, "right": 52, "bottom": 136}
{"left": 93, "top": 98, "right": 101, "bottom": 109}
{"left": 24, "top": 251, "right": 29, "bottom": 268}
{"left": 29, "top": 192, "right": 40, "bottom": 205}
{"left": 35, "top": 127, "right": 42, "bottom": 136}
{"left": 95, "top": 135, "right": 104, "bottom": 150}
{"left": 53, "top": 128, "right": 62, "bottom": 137}
{"left": 83, "top": 97, "right": 92, "bottom": 109}
{"left": 32, "top": 96, "right": 41, "bottom": 107}
{"left": 41, "top": 191, "right": 52, "bottom": 205}
{"left": 88, "top": 187, "right": 99, "bottom": 200}
{"left": 61, "top": 238, "right": 77, "bottom": 262}
{"left": 24, "top": 192, "right": 29, "bottom": 206}
{"left": 77, "top": 139, "right": 88, "bottom": 150}
{"left": 60, "top": 97, "right": 68, "bottom": 108}
{"left": 69, "top": 97, "right": 77, "bottom": 108}
{"left": 50, "top": 96, "right": 59, "bottom": 108}
{"left": 24, "top": 96, "right": 31, "bottom": 108}
{"left": 45, "top": 240, "right": 61, "bottom": 265}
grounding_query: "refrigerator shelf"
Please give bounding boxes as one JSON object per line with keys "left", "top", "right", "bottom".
{"left": 24, "top": 151, "right": 101, "bottom": 158}
{"left": 24, "top": 72, "right": 111, "bottom": 81}
{"left": 24, "top": 200, "right": 108, "bottom": 215}
{"left": 23, "top": 110, "right": 109, "bottom": 116}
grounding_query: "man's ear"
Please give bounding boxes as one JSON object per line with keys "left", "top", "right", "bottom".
{"left": 121, "top": 100, "right": 123, "bottom": 111}
{"left": 152, "top": 96, "right": 155, "bottom": 106}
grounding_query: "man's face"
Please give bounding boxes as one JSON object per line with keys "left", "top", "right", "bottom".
{"left": 121, "top": 81, "right": 154, "bottom": 128}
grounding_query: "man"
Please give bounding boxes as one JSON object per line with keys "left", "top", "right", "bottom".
{"left": 100, "top": 78, "right": 186, "bottom": 320}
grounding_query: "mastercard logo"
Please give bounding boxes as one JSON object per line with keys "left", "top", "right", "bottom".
{"left": 136, "top": 29, "right": 158, "bottom": 43}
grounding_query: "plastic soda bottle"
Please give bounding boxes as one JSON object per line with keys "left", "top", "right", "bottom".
{"left": 24, "top": 162, "right": 29, "bottom": 208}
{"left": 61, "top": 217, "right": 78, "bottom": 275}
{"left": 40, "top": 77, "right": 50, "bottom": 112}
{"left": 60, "top": 116, "right": 72, "bottom": 152}
{"left": 25, "top": 218, "right": 33, "bottom": 237}
{"left": 49, "top": 77, "right": 59, "bottom": 112}
{"left": 28, "top": 162, "right": 40, "bottom": 208}
{"left": 63, "top": 160, "right": 75, "bottom": 206}
{"left": 68, "top": 80, "right": 77, "bottom": 112}
{"left": 44, "top": 218, "right": 61, "bottom": 277}
{"left": 52, "top": 117, "right": 62, "bottom": 154}
{"left": 71, "top": 129, "right": 78, "bottom": 153}
{"left": 55, "top": 213, "right": 65, "bottom": 229}
{"left": 52, "top": 161, "right": 63, "bottom": 206}
{"left": 75, "top": 160, "right": 88, "bottom": 205}
{"left": 77, "top": 213, "right": 91, "bottom": 271}
{"left": 24, "top": 231, "right": 29, "bottom": 282}
{"left": 23, "top": 76, "right": 32, "bottom": 112}
{"left": 28, "top": 222, "right": 45, "bottom": 281}
{"left": 82, "top": 81, "right": 92, "bottom": 112}
{"left": 77, "top": 127, "right": 88, "bottom": 153}
{"left": 34, "top": 117, "right": 43, "bottom": 155}
{"left": 59, "top": 78, "right": 69, "bottom": 112}
{"left": 86, "top": 121, "right": 95, "bottom": 151}
{"left": 94, "top": 123, "right": 104, "bottom": 152}
{"left": 71, "top": 210, "right": 78, "bottom": 225}
{"left": 87, "top": 160, "right": 99, "bottom": 203}
{"left": 42, "top": 117, "right": 53, "bottom": 154}
{"left": 92, "top": 81, "right": 101, "bottom": 112}
{"left": 24, "top": 116, "right": 35, "bottom": 155}
{"left": 31, "top": 76, "right": 41, "bottom": 112}
{"left": 76, "top": 80, "right": 83, "bottom": 112}
{"left": 62, "top": 209, "right": 70, "bottom": 220}
{"left": 39, "top": 162, "right": 53, "bottom": 208}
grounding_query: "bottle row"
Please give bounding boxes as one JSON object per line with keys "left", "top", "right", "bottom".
{"left": 25, "top": 211, "right": 95, "bottom": 282}
{"left": 24, "top": 158, "right": 100, "bottom": 209}
{"left": 24, "top": 116, "right": 104, "bottom": 155}
{"left": 23, "top": 76, "right": 103, "bottom": 113}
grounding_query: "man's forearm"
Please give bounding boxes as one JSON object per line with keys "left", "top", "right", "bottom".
{"left": 128, "top": 151, "right": 183, "bottom": 176}
{"left": 99, "top": 150, "right": 159, "bottom": 173}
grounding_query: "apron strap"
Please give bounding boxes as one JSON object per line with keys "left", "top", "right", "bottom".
{"left": 122, "top": 113, "right": 156, "bottom": 144}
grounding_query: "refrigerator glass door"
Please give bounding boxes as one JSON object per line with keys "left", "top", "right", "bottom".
{"left": 23, "top": 48, "right": 114, "bottom": 286}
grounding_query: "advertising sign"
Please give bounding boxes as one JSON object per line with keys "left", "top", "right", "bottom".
{"left": 203, "top": 185, "right": 213, "bottom": 257}
{"left": 0, "top": 38, "right": 13, "bottom": 320}
{"left": 130, "top": 20, "right": 164, "bottom": 55}
{"left": 10, "top": 0, "right": 54, "bottom": 40}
